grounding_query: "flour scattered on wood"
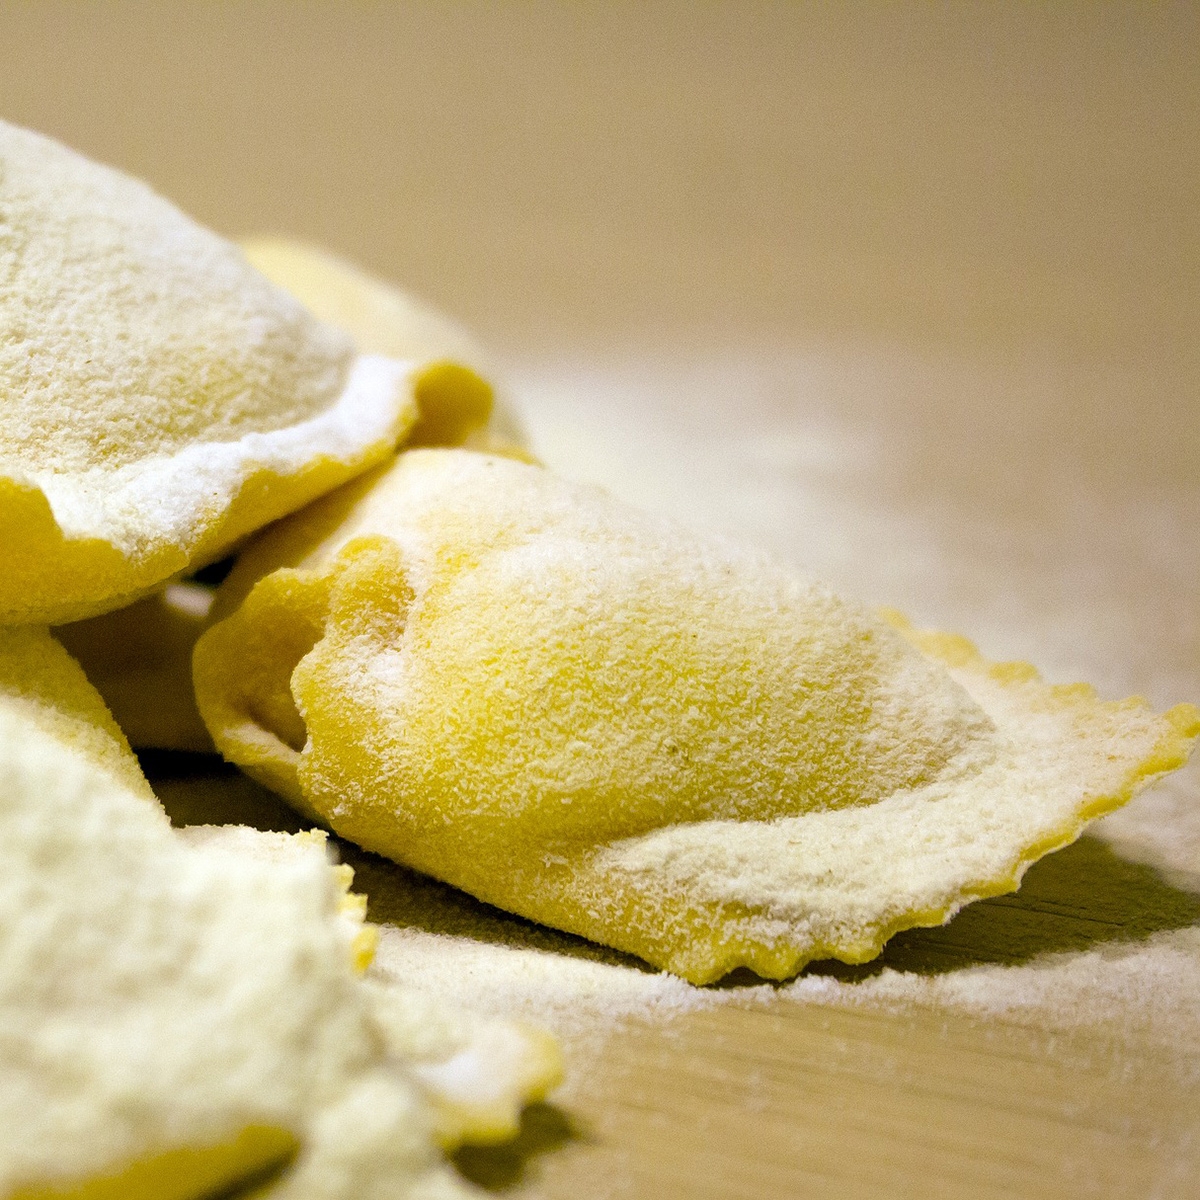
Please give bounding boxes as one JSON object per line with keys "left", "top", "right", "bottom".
{"left": 370, "top": 928, "right": 720, "bottom": 1043}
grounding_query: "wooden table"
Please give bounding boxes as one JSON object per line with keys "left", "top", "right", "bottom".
{"left": 6, "top": 5, "right": 1198, "bottom": 1196}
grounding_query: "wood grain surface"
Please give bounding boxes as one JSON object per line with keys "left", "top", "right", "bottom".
{"left": 3, "top": 5, "right": 1198, "bottom": 1197}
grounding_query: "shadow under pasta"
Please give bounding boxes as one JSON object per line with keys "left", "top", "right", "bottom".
{"left": 337, "top": 840, "right": 657, "bottom": 972}
{"left": 450, "top": 1102, "right": 585, "bottom": 1193}
{"left": 806, "top": 834, "right": 1200, "bottom": 982}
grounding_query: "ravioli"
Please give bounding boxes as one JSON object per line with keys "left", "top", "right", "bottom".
{"left": 0, "top": 122, "right": 494, "bottom": 624}
{"left": 193, "top": 448, "right": 1200, "bottom": 984}
{"left": 241, "top": 237, "right": 528, "bottom": 456}
{"left": 0, "top": 626, "right": 560, "bottom": 1199}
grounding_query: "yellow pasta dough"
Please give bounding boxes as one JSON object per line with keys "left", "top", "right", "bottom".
{"left": 0, "top": 122, "right": 494, "bottom": 624}
{"left": 0, "top": 625, "right": 559, "bottom": 1199}
{"left": 194, "top": 448, "right": 1200, "bottom": 984}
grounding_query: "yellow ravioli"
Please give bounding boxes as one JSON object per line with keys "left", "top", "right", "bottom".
{"left": 0, "top": 122, "right": 493, "bottom": 624}
{"left": 242, "top": 237, "right": 530, "bottom": 457}
{"left": 192, "top": 448, "right": 1200, "bottom": 983}
{"left": 0, "top": 626, "right": 560, "bottom": 1199}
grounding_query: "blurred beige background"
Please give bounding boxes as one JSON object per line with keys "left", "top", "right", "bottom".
{"left": 4, "top": 5, "right": 1199, "bottom": 1197}
{"left": 3, "top": 6, "right": 1195, "bottom": 530}
{"left": 3, "top": 2, "right": 1195, "bottom": 358}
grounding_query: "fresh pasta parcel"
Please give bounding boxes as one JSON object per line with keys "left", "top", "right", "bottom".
{"left": 195, "top": 449, "right": 1200, "bottom": 984}
{"left": 0, "top": 121, "right": 493, "bottom": 624}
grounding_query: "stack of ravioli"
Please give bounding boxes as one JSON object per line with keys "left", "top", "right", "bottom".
{"left": 2, "top": 121, "right": 1197, "bottom": 1198}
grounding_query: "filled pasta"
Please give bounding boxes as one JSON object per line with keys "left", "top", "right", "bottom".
{"left": 0, "top": 122, "right": 493, "bottom": 624}
{"left": 194, "top": 448, "right": 1200, "bottom": 983}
